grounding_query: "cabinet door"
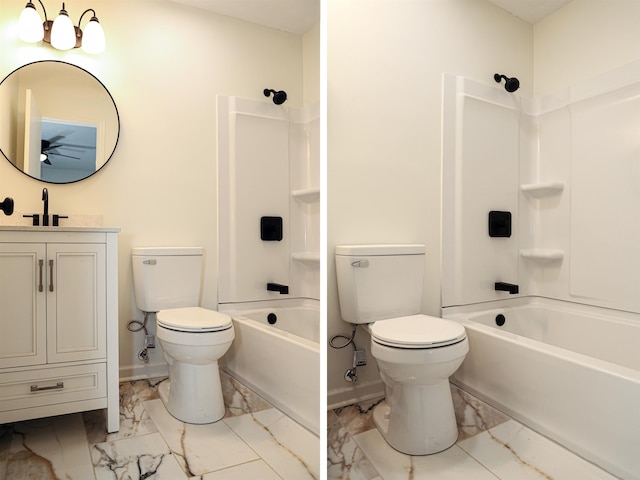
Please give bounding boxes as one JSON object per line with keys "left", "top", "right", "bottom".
{"left": 47, "top": 244, "right": 106, "bottom": 363}
{"left": 0, "top": 244, "right": 47, "bottom": 368}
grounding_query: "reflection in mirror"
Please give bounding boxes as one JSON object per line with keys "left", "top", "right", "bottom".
{"left": 0, "top": 61, "right": 119, "bottom": 184}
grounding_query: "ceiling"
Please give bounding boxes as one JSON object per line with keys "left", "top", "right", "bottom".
{"left": 41, "top": 120, "right": 97, "bottom": 173}
{"left": 168, "top": 0, "right": 320, "bottom": 34}
{"left": 168, "top": 0, "right": 571, "bottom": 33}
{"left": 486, "top": 0, "right": 572, "bottom": 24}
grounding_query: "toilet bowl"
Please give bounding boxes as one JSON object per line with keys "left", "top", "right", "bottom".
{"left": 131, "top": 247, "right": 235, "bottom": 424}
{"left": 368, "top": 315, "right": 468, "bottom": 454}
{"left": 156, "top": 307, "right": 234, "bottom": 424}
{"left": 335, "top": 244, "right": 468, "bottom": 455}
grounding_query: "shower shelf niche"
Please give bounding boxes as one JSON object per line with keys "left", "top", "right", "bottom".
{"left": 520, "top": 181, "right": 564, "bottom": 199}
{"left": 520, "top": 249, "right": 564, "bottom": 263}
{"left": 291, "top": 188, "right": 320, "bottom": 202}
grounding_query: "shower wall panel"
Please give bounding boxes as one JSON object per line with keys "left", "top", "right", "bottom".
{"left": 218, "top": 96, "right": 291, "bottom": 303}
{"left": 217, "top": 96, "right": 319, "bottom": 304}
{"left": 442, "top": 74, "right": 521, "bottom": 307}
{"left": 443, "top": 60, "right": 640, "bottom": 314}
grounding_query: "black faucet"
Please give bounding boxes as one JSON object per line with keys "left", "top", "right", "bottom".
{"left": 42, "top": 188, "right": 49, "bottom": 226}
{"left": 267, "top": 283, "right": 289, "bottom": 294}
{"left": 495, "top": 282, "right": 519, "bottom": 294}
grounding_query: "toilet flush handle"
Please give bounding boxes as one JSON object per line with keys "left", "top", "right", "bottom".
{"left": 351, "top": 259, "right": 369, "bottom": 268}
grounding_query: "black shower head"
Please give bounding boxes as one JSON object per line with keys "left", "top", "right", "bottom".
{"left": 494, "top": 73, "right": 520, "bottom": 93}
{"left": 264, "top": 88, "right": 287, "bottom": 105}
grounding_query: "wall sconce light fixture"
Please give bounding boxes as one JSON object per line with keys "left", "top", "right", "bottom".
{"left": 18, "top": 1, "right": 105, "bottom": 54}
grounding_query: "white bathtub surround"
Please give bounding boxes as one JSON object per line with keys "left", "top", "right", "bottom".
{"left": 217, "top": 96, "right": 320, "bottom": 303}
{"left": 442, "top": 60, "right": 640, "bottom": 314}
{"left": 221, "top": 298, "right": 320, "bottom": 435}
{"left": 328, "top": 386, "right": 617, "bottom": 480}
{"left": 442, "top": 61, "right": 640, "bottom": 479}
{"left": 444, "top": 297, "right": 640, "bottom": 480}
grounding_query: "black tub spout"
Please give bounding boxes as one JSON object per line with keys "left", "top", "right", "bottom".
{"left": 267, "top": 283, "right": 289, "bottom": 294}
{"left": 495, "top": 282, "right": 519, "bottom": 294}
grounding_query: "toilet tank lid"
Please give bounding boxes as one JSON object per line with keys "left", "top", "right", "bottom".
{"left": 132, "top": 247, "right": 203, "bottom": 256}
{"left": 335, "top": 244, "right": 425, "bottom": 256}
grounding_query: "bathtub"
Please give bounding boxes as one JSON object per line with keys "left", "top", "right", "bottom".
{"left": 219, "top": 298, "right": 319, "bottom": 435}
{"left": 443, "top": 297, "right": 640, "bottom": 480}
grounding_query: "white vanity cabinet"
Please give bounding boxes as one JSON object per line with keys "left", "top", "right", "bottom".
{"left": 0, "top": 227, "right": 120, "bottom": 432}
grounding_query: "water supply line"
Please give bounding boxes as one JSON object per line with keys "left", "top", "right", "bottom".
{"left": 128, "top": 311, "right": 155, "bottom": 363}
{"left": 330, "top": 325, "right": 366, "bottom": 383}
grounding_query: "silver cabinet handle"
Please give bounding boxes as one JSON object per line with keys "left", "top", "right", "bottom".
{"left": 38, "top": 259, "right": 44, "bottom": 292}
{"left": 30, "top": 381, "right": 64, "bottom": 392}
{"left": 48, "top": 259, "right": 54, "bottom": 292}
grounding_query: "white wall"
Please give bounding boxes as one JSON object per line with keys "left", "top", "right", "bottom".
{"left": 0, "top": 1, "right": 318, "bottom": 379}
{"left": 534, "top": 0, "right": 640, "bottom": 96}
{"left": 327, "top": 0, "right": 640, "bottom": 407}
{"left": 327, "top": 0, "right": 533, "bottom": 407}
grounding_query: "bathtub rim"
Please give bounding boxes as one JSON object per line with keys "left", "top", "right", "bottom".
{"left": 443, "top": 296, "right": 640, "bottom": 380}
{"left": 444, "top": 296, "right": 640, "bottom": 480}
{"left": 219, "top": 297, "right": 319, "bottom": 350}
{"left": 220, "top": 297, "right": 320, "bottom": 436}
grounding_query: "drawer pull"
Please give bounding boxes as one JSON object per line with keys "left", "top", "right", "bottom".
{"left": 30, "top": 381, "right": 64, "bottom": 392}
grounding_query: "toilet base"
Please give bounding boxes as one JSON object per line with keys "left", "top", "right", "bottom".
{"left": 373, "top": 379, "right": 458, "bottom": 455}
{"left": 159, "top": 361, "right": 225, "bottom": 424}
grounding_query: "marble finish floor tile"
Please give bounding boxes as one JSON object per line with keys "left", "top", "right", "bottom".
{"left": 354, "top": 428, "right": 499, "bottom": 480}
{"left": 5, "top": 414, "right": 95, "bottom": 480}
{"left": 198, "top": 459, "right": 282, "bottom": 479}
{"left": 221, "top": 370, "right": 273, "bottom": 417}
{"left": 225, "top": 408, "right": 320, "bottom": 480}
{"left": 130, "top": 376, "right": 167, "bottom": 402}
{"left": 92, "top": 431, "right": 187, "bottom": 480}
{"left": 451, "top": 385, "right": 510, "bottom": 440}
{"left": 327, "top": 410, "right": 381, "bottom": 480}
{"left": 84, "top": 381, "right": 158, "bottom": 444}
{"left": 144, "top": 398, "right": 259, "bottom": 477}
{"left": 458, "top": 420, "right": 619, "bottom": 480}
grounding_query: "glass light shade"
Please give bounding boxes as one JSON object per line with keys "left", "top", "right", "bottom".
{"left": 18, "top": 5, "right": 44, "bottom": 43}
{"left": 50, "top": 11, "right": 75, "bottom": 50}
{"left": 81, "top": 19, "right": 105, "bottom": 54}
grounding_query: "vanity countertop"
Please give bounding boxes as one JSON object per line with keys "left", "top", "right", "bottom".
{"left": 0, "top": 225, "right": 121, "bottom": 233}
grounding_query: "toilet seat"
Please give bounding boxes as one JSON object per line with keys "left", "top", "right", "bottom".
{"left": 370, "top": 314, "right": 466, "bottom": 349}
{"left": 157, "top": 307, "right": 232, "bottom": 333}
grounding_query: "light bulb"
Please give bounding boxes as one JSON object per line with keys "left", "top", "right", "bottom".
{"left": 18, "top": 3, "right": 44, "bottom": 43}
{"left": 81, "top": 18, "right": 105, "bottom": 54}
{"left": 50, "top": 7, "right": 75, "bottom": 50}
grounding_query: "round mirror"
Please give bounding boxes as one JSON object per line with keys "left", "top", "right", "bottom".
{"left": 0, "top": 61, "right": 119, "bottom": 184}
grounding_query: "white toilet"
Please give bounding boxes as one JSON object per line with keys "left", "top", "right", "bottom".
{"left": 335, "top": 244, "right": 468, "bottom": 455}
{"left": 131, "top": 247, "right": 234, "bottom": 424}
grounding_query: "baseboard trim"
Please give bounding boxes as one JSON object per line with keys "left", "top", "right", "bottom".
{"left": 119, "top": 363, "right": 168, "bottom": 382}
{"left": 328, "top": 380, "right": 384, "bottom": 410}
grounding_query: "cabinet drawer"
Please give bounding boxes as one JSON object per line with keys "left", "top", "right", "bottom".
{"left": 0, "top": 363, "right": 106, "bottom": 412}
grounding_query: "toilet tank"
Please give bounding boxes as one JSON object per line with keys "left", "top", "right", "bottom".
{"left": 335, "top": 244, "right": 425, "bottom": 324}
{"left": 131, "top": 247, "right": 203, "bottom": 312}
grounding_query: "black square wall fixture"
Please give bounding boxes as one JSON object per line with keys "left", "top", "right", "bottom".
{"left": 488, "top": 211, "right": 512, "bottom": 237}
{"left": 261, "top": 216, "right": 283, "bottom": 241}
